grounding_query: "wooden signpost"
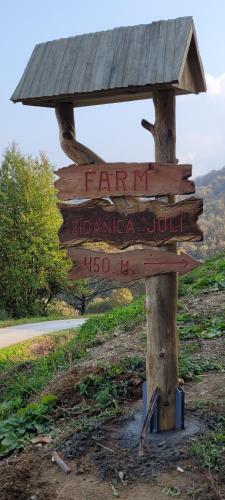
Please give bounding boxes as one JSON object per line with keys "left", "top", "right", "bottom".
{"left": 55, "top": 162, "right": 194, "bottom": 200}
{"left": 67, "top": 248, "right": 201, "bottom": 281}
{"left": 58, "top": 197, "right": 203, "bottom": 248}
{"left": 12, "top": 17, "right": 206, "bottom": 438}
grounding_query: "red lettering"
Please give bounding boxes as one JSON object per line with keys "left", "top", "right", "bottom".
{"left": 117, "top": 220, "right": 124, "bottom": 234}
{"left": 93, "top": 257, "right": 100, "bottom": 272}
{"left": 121, "top": 259, "right": 129, "bottom": 274}
{"left": 125, "top": 219, "right": 134, "bottom": 233}
{"left": 147, "top": 219, "right": 156, "bottom": 233}
{"left": 93, "top": 220, "right": 101, "bottom": 233}
{"left": 82, "top": 220, "right": 91, "bottom": 234}
{"left": 134, "top": 170, "right": 148, "bottom": 191}
{"left": 112, "top": 220, "right": 118, "bottom": 234}
{"left": 98, "top": 171, "right": 111, "bottom": 191}
{"left": 85, "top": 171, "right": 96, "bottom": 192}
{"left": 84, "top": 256, "right": 92, "bottom": 272}
{"left": 116, "top": 171, "right": 127, "bottom": 192}
{"left": 158, "top": 217, "right": 168, "bottom": 233}
{"left": 102, "top": 258, "right": 110, "bottom": 272}
{"left": 170, "top": 215, "right": 183, "bottom": 233}
{"left": 102, "top": 221, "right": 112, "bottom": 233}
{"left": 72, "top": 219, "right": 81, "bottom": 235}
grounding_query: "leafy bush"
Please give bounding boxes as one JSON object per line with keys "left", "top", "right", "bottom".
{"left": 87, "top": 297, "right": 112, "bottom": 313}
{"left": 0, "top": 394, "right": 58, "bottom": 458}
{"left": 110, "top": 288, "right": 133, "bottom": 307}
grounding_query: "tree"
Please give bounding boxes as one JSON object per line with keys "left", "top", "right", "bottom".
{"left": 110, "top": 288, "right": 133, "bottom": 307}
{"left": 56, "top": 278, "right": 135, "bottom": 315}
{"left": 0, "top": 145, "right": 69, "bottom": 317}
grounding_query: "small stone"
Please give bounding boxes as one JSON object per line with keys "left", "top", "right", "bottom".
{"left": 158, "top": 441, "right": 166, "bottom": 447}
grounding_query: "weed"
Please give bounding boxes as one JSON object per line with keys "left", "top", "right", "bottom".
{"left": 0, "top": 394, "right": 58, "bottom": 458}
{"left": 192, "top": 416, "right": 225, "bottom": 471}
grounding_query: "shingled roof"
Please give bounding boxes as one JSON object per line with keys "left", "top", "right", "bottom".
{"left": 11, "top": 16, "right": 206, "bottom": 108}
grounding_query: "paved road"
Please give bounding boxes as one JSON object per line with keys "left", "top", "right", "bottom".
{"left": 0, "top": 318, "right": 87, "bottom": 349}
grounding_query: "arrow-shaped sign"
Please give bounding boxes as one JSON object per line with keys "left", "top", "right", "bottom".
{"left": 67, "top": 248, "right": 201, "bottom": 282}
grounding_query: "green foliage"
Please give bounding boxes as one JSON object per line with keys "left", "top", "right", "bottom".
{"left": 0, "top": 296, "right": 145, "bottom": 420}
{"left": 75, "top": 357, "right": 145, "bottom": 414}
{"left": 178, "top": 313, "right": 225, "bottom": 340}
{"left": 0, "top": 145, "right": 69, "bottom": 317}
{"left": 110, "top": 288, "right": 133, "bottom": 307}
{"left": 179, "top": 253, "right": 225, "bottom": 297}
{"left": 162, "top": 486, "right": 181, "bottom": 497}
{"left": 179, "top": 345, "right": 221, "bottom": 380}
{"left": 0, "top": 394, "right": 58, "bottom": 458}
{"left": 192, "top": 416, "right": 225, "bottom": 470}
{"left": 0, "top": 330, "right": 84, "bottom": 418}
{"left": 0, "top": 312, "right": 70, "bottom": 328}
{"left": 87, "top": 296, "right": 112, "bottom": 313}
{"left": 80, "top": 296, "right": 144, "bottom": 342}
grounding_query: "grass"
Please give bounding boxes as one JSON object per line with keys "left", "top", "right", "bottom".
{"left": 179, "top": 344, "right": 221, "bottom": 381}
{"left": 179, "top": 252, "right": 225, "bottom": 297}
{"left": 0, "top": 262, "right": 224, "bottom": 461}
{"left": 0, "top": 298, "right": 144, "bottom": 419}
{"left": 192, "top": 416, "right": 225, "bottom": 473}
{"left": 80, "top": 296, "right": 144, "bottom": 341}
{"left": 178, "top": 313, "right": 225, "bottom": 340}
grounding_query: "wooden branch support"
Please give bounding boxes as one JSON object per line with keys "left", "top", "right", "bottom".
{"left": 55, "top": 102, "right": 137, "bottom": 210}
{"left": 139, "top": 387, "right": 160, "bottom": 457}
{"left": 51, "top": 451, "right": 71, "bottom": 474}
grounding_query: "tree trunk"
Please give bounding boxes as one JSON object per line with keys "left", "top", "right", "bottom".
{"left": 145, "top": 89, "right": 178, "bottom": 431}
{"left": 80, "top": 295, "right": 86, "bottom": 316}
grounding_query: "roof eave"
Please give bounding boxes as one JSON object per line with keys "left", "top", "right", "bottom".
{"left": 11, "top": 80, "right": 197, "bottom": 108}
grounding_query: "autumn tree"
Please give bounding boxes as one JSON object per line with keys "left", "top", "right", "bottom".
{"left": 0, "top": 145, "right": 69, "bottom": 317}
{"left": 56, "top": 278, "right": 132, "bottom": 315}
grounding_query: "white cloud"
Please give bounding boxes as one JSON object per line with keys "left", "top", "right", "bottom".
{"left": 179, "top": 152, "right": 196, "bottom": 164}
{"left": 206, "top": 73, "right": 225, "bottom": 96}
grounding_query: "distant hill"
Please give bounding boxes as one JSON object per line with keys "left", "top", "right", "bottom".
{"left": 183, "top": 166, "right": 225, "bottom": 259}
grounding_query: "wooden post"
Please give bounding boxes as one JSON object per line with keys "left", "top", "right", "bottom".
{"left": 144, "top": 89, "right": 178, "bottom": 431}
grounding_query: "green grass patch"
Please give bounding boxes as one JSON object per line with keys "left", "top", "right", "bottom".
{"left": 192, "top": 416, "right": 225, "bottom": 471}
{"left": 80, "top": 296, "right": 144, "bottom": 342}
{"left": 179, "top": 253, "right": 225, "bottom": 296}
{"left": 0, "top": 313, "right": 71, "bottom": 328}
{"left": 0, "top": 394, "right": 58, "bottom": 458}
{"left": 179, "top": 344, "right": 221, "bottom": 381}
{"left": 0, "top": 298, "right": 144, "bottom": 420}
{"left": 178, "top": 313, "right": 225, "bottom": 340}
{"left": 0, "top": 329, "right": 82, "bottom": 419}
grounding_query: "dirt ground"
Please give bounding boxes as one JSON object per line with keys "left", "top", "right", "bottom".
{"left": 1, "top": 290, "right": 225, "bottom": 500}
{"left": 1, "top": 369, "right": 225, "bottom": 500}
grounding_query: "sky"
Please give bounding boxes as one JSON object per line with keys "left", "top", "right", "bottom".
{"left": 1, "top": 0, "right": 225, "bottom": 178}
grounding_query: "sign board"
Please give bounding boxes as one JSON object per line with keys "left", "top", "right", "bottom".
{"left": 55, "top": 162, "right": 194, "bottom": 200}
{"left": 58, "top": 197, "right": 203, "bottom": 248}
{"left": 67, "top": 248, "right": 201, "bottom": 281}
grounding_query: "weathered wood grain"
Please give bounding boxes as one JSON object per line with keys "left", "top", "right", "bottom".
{"left": 58, "top": 197, "right": 203, "bottom": 248}
{"left": 55, "top": 162, "right": 194, "bottom": 200}
{"left": 145, "top": 89, "right": 178, "bottom": 432}
{"left": 11, "top": 17, "right": 206, "bottom": 108}
{"left": 67, "top": 248, "right": 201, "bottom": 281}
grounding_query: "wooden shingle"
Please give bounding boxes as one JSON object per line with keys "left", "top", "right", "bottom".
{"left": 11, "top": 17, "right": 206, "bottom": 108}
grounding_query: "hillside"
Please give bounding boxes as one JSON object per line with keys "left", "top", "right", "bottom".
{"left": 182, "top": 166, "right": 225, "bottom": 259}
{"left": 1, "top": 254, "right": 225, "bottom": 499}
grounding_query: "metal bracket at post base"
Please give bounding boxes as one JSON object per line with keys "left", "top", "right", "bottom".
{"left": 142, "top": 382, "right": 185, "bottom": 433}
